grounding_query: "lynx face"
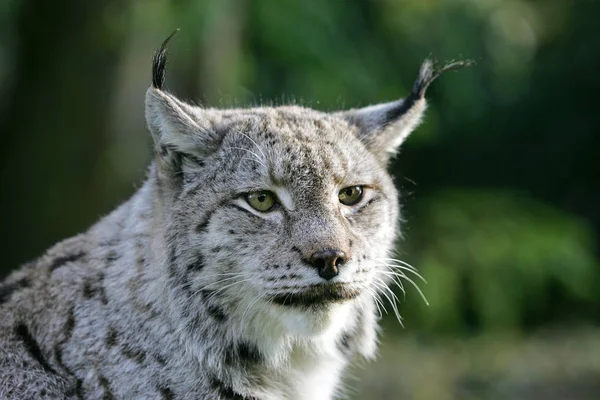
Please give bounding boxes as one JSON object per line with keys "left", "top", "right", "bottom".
{"left": 158, "top": 107, "right": 399, "bottom": 335}
{"left": 146, "top": 35, "right": 471, "bottom": 338}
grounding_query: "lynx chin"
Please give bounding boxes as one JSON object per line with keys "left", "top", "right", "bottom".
{"left": 0, "top": 32, "right": 471, "bottom": 400}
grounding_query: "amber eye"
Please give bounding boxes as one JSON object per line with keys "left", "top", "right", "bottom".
{"left": 246, "top": 191, "right": 276, "bottom": 212}
{"left": 338, "top": 186, "right": 364, "bottom": 206}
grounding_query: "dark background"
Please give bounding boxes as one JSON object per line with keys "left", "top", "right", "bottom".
{"left": 1, "top": 0, "right": 599, "bottom": 398}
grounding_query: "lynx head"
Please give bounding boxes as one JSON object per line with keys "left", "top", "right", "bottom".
{"left": 145, "top": 32, "right": 470, "bottom": 344}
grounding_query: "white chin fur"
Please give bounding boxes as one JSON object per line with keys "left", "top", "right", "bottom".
{"left": 267, "top": 301, "right": 354, "bottom": 337}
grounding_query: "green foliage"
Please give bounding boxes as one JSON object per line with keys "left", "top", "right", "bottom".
{"left": 398, "top": 190, "right": 600, "bottom": 332}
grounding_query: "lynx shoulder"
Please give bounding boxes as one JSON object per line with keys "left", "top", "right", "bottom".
{"left": 0, "top": 33, "right": 470, "bottom": 400}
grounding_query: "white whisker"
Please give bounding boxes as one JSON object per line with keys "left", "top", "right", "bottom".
{"left": 376, "top": 269, "right": 429, "bottom": 306}
{"left": 374, "top": 257, "right": 420, "bottom": 273}
{"left": 363, "top": 286, "right": 385, "bottom": 320}
{"left": 232, "top": 127, "right": 267, "bottom": 161}
{"left": 375, "top": 270, "right": 407, "bottom": 296}
{"left": 374, "top": 262, "right": 427, "bottom": 283}
{"left": 225, "top": 146, "right": 268, "bottom": 169}
{"left": 371, "top": 277, "right": 403, "bottom": 324}
{"left": 240, "top": 293, "right": 266, "bottom": 327}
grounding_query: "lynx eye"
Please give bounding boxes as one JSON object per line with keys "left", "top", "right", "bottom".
{"left": 246, "top": 191, "right": 276, "bottom": 212}
{"left": 338, "top": 186, "right": 364, "bottom": 206}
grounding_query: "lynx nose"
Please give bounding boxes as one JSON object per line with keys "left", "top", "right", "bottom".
{"left": 309, "top": 249, "right": 347, "bottom": 280}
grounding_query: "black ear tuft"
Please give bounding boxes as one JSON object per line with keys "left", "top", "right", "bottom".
{"left": 152, "top": 29, "right": 180, "bottom": 90}
{"left": 412, "top": 58, "right": 475, "bottom": 99}
{"left": 383, "top": 57, "right": 474, "bottom": 123}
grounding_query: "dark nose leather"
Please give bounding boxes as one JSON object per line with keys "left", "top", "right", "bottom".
{"left": 309, "top": 249, "right": 347, "bottom": 280}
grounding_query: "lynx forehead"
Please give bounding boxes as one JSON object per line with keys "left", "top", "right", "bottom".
{"left": 0, "top": 31, "right": 470, "bottom": 400}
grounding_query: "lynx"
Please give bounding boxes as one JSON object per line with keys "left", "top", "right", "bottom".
{"left": 0, "top": 32, "right": 470, "bottom": 399}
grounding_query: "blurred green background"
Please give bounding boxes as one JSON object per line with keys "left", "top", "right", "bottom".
{"left": 1, "top": 0, "right": 599, "bottom": 398}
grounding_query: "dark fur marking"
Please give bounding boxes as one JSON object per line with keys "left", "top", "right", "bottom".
{"left": 154, "top": 353, "right": 167, "bottom": 366}
{"left": 187, "top": 253, "right": 206, "bottom": 271}
{"left": 159, "top": 144, "right": 170, "bottom": 157}
{"left": 228, "top": 230, "right": 235, "bottom": 235}
{"left": 290, "top": 246, "right": 304, "bottom": 258}
{"left": 207, "top": 305, "right": 227, "bottom": 322}
{"left": 266, "top": 273, "right": 299, "bottom": 282}
{"left": 211, "top": 377, "right": 257, "bottom": 400}
{"left": 106, "top": 327, "right": 118, "bottom": 347}
{"left": 49, "top": 252, "right": 86, "bottom": 272}
{"left": 121, "top": 344, "right": 147, "bottom": 364}
{"left": 64, "top": 378, "right": 84, "bottom": 399}
{"left": 100, "top": 288, "right": 109, "bottom": 305}
{"left": 200, "top": 289, "right": 217, "bottom": 300}
{"left": 99, "top": 375, "right": 115, "bottom": 400}
{"left": 211, "top": 246, "right": 223, "bottom": 253}
{"left": 195, "top": 203, "right": 225, "bottom": 234}
{"left": 383, "top": 97, "right": 416, "bottom": 125}
{"left": 196, "top": 219, "right": 211, "bottom": 234}
{"left": 136, "top": 254, "right": 146, "bottom": 272}
{"left": 105, "top": 250, "right": 121, "bottom": 263}
{"left": 98, "top": 272, "right": 109, "bottom": 305}
{"left": 62, "top": 308, "right": 76, "bottom": 339}
{"left": 14, "top": 323, "right": 57, "bottom": 375}
{"left": 152, "top": 30, "right": 179, "bottom": 90}
{"left": 159, "top": 386, "right": 175, "bottom": 400}
{"left": 337, "top": 331, "right": 355, "bottom": 357}
{"left": 99, "top": 238, "right": 120, "bottom": 247}
{"left": 82, "top": 272, "right": 108, "bottom": 305}
{"left": 168, "top": 246, "right": 178, "bottom": 266}
{"left": 0, "top": 277, "right": 30, "bottom": 304}
{"left": 54, "top": 307, "right": 77, "bottom": 379}
{"left": 82, "top": 280, "right": 97, "bottom": 299}
{"left": 236, "top": 342, "right": 263, "bottom": 367}
{"left": 183, "top": 153, "right": 205, "bottom": 168}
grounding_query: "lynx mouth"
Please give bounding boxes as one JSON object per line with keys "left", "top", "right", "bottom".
{"left": 270, "top": 283, "right": 361, "bottom": 307}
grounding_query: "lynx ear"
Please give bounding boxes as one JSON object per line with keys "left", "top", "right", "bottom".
{"left": 145, "top": 31, "right": 222, "bottom": 168}
{"left": 338, "top": 58, "right": 473, "bottom": 162}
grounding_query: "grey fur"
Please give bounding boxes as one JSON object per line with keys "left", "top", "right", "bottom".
{"left": 0, "top": 37, "right": 469, "bottom": 399}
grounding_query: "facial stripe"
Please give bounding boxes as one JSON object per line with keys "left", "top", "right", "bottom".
{"left": 0, "top": 277, "right": 30, "bottom": 304}
{"left": 14, "top": 323, "right": 57, "bottom": 375}
{"left": 49, "top": 252, "right": 86, "bottom": 272}
{"left": 211, "top": 377, "right": 257, "bottom": 400}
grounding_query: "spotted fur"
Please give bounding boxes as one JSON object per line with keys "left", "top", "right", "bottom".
{"left": 0, "top": 34, "right": 470, "bottom": 399}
